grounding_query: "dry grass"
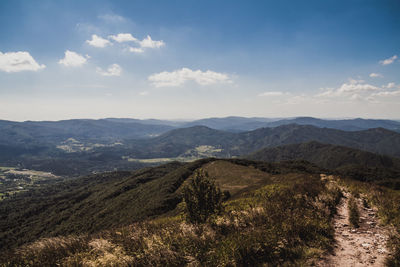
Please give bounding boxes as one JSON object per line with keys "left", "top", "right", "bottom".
{"left": 1, "top": 172, "right": 342, "bottom": 266}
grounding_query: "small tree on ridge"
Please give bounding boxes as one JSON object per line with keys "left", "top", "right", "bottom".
{"left": 183, "top": 169, "right": 223, "bottom": 224}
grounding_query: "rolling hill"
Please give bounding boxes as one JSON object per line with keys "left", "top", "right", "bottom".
{"left": 248, "top": 141, "right": 400, "bottom": 170}
{"left": 0, "top": 158, "right": 323, "bottom": 251}
{"left": 183, "top": 116, "right": 400, "bottom": 132}
{"left": 123, "top": 124, "right": 400, "bottom": 159}
{"left": 262, "top": 117, "right": 400, "bottom": 132}
{"left": 0, "top": 119, "right": 174, "bottom": 146}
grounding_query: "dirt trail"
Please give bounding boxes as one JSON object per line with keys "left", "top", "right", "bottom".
{"left": 318, "top": 180, "right": 390, "bottom": 266}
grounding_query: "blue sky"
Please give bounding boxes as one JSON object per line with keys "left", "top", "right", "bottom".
{"left": 0, "top": 0, "right": 399, "bottom": 121}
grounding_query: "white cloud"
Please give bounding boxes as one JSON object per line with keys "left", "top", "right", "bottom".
{"left": 139, "top": 91, "right": 149, "bottom": 96}
{"left": 148, "top": 67, "right": 231, "bottom": 87}
{"left": 58, "top": 50, "right": 88, "bottom": 67}
{"left": 109, "top": 33, "right": 137, "bottom": 43}
{"left": 317, "top": 79, "right": 380, "bottom": 98}
{"left": 107, "top": 33, "right": 165, "bottom": 53}
{"left": 128, "top": 47, "right": 144, "bottom": 53}
{"left": 86, "top": 34, "right": 112, "bottom": 48}
{"left": 369, "top": 73, "right": 383, "bottom": 78}
{"left": 379, "top": 55, "right": 397, "bottom": 65}
{"left": 258, "top": 91, "right": 287, "bottom": 97}
{"left": 139, "top": 35, "right": 165, "bottom": 48}
{"left": 96, "top": 64, "right": 122, "bottom": 76}
{"left": 370, "top": 90, "right": 400, "bottom": 97}
{"left": 383, "top": 82, "right": 396, "bottom": 89}
{"left": 0, "top": 51, "right": 46, "bottom": 73}
{"left": 337, "top": 80, "right": 379, "bottom": 94}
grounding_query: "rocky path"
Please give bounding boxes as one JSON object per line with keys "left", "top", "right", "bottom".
{"left": 318, "top": 188, "right": 390, "bottom": 266}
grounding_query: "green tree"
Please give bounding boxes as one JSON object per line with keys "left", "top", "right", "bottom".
{"left": 183, "top": 169, "right": 223, "bottom": 223}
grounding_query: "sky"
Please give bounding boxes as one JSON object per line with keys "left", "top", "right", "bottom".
{"left": 0, "top": 0, "right": 399, "bottom": 121}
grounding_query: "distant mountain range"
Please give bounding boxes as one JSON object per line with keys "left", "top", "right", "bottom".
{"left": 1, "top": 117, "right": 400, "bottom": 176}
{"left": 124, "top": 124, "right": 400, "bottom": 159}
{"left": 183, "top": 116, "right": 400, "bottom": 132}
{"left": 1, "top": 116, "right": 399, "bottom": 147}
{"left": 0, "top": 119, "right": 174, "bottom": 146}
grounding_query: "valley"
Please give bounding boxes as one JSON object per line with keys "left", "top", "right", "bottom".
{"left": 0, "top": 166, "right": 61, "bottom": 200}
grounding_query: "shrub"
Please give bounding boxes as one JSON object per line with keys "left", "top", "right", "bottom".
{"left": 386, "top": 234, "right": 400, "bottom": 267}
{"left": 183, "top": 169, "right": 223, "bottom": 224}
{"left": 348, "top": 195, "right": 360, "bottom": 228}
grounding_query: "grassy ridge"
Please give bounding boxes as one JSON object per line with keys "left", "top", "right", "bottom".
{"left": 0, "top": 159, "right": 214, "bottom": 250}
{"left": 0, "top": 158, "right": 325, "bottom": 251}
{"left": 248, "top": 141, "right": 400, "bottom": 188}
{"left": 2, "top": 168, "right": 343, "bottom": 266}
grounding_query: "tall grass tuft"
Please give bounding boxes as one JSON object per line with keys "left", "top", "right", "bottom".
{"left": 348, "top": 195, "right": 360, "bottom": 228}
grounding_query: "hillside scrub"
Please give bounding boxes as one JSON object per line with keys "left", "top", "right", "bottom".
{"left": 2, "top": 173, "right": 343, "bottom": 266}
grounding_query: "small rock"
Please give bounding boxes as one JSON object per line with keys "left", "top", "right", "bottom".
{"left": 362, "top": 243, "right": 372, "bottom": 248}
{"left": 377, "top": 248, "right": 387, "bottom": 254}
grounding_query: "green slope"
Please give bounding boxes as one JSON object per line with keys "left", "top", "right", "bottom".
{"left": 0, "top": 158, "right": 323, "bottom": 251}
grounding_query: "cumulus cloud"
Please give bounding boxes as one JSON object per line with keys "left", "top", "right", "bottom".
{"left": 379, "top": 55, "right": 397, "bottom": 65}
{"left": 337, "top": 79, "right": 379, "bottom": 94}
{"left": 316, "top": 79, "right": 380, "bottom": 99}
{"left": 139, "top": 35, "right": 165, "bottom": 48}
{"left": 258, "top": 91, "right": 288, "bottom": 97}
{"left": 96, "top": 64, "right": 122, "bottom": 76}
{"left": 0, "top": 51, "right": 46, "bottom": 72}
{"left": 86, "top": 34, "right": 112, "bottom": 48}
{"left": 370, "top": 90, "right": 400, "bottom": 97}
{"left": 369, "top": 73, "right": 383, "bottom": 78}
{"left": 383, "top": 82, "right": 397, "bottom": 89}
{"left": 148, "top": 68, "right": 231, "bottom": 87}
{"left": 105, "top": 33, "right": 164, "bottom": 53}
{"left": 58, "top": 50, "right": 88, "bottom": 67}
{"left": 109, "top": 33, "right": 137, "bottom": 43}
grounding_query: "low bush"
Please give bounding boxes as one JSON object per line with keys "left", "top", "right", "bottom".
{"left": 348, "top": 195, "right": 360, "bottom": 228}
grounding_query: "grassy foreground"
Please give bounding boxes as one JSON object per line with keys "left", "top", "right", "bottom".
{"left": 2, "top": 171, "right": 342, "bottom": 266}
